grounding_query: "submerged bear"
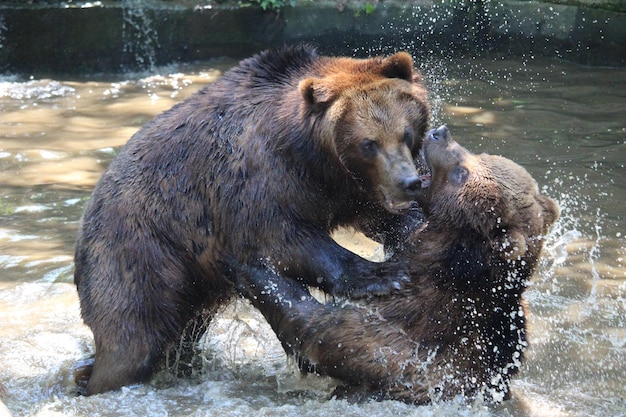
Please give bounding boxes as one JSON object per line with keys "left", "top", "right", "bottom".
{"left": 73, "top": 44, "right": 431, "bottom": 395}
{"left": 236, "top": 125, "right": 559, "bottom": 404}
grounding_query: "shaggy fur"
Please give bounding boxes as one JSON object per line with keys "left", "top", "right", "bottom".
{"left": 235, "top": 125, "right": 559, "bottom": 404}
{"left": 73, "top": 44, "right": 430, "bottom": 395}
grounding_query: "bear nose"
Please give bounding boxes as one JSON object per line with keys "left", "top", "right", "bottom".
{"left": 428, "top": 125, "right": 449, "bottom": 142}
{"left": 401, "top": 174, "right": 422, "bottom": 194}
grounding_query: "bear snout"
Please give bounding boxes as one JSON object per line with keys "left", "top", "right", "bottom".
{"left": 400, "top": 174, "right": 423, "bottom": 195}
{"left": 427, "top": 125, "right": 450, "bottom": 143}
{"left": 378, "top": 169, "right": 424, "bottom": 214}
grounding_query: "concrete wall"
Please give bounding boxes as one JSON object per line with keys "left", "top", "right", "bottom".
{"left": 0, "top": 0, "right": 624, "bottom": 76}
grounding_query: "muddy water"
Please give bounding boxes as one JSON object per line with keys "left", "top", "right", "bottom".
{"left": 0, "top": 56, "right": 624, "bottom": 417}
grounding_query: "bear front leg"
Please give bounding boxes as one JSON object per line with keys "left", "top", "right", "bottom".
{"left": 232, "top": 263, "right": 433, "bottom": 404}
{"left": 229, "top": 263, "right": 319, "bottom": 359}
{"left": 270, "top": 233, "right": 410, "bottom": 299}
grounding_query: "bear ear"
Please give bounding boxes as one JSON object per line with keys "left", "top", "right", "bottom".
{"left": 496, "top": 228, "right": 528, "bottom": 261}
{"left": 537, "top": 195, "right": 560, "bottom": 230}
{"left": 449, "top": 165, "right": 469, "bottom": 186}
{"left": 380, "top": 52, "right": 414, "bottom": 82}
{"left": 299, "top": 78, "right": 337, "bottom": 106}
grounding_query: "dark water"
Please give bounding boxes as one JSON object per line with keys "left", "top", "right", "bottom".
{"left": 0, "top": 56, "right": 624, "bottom": 417}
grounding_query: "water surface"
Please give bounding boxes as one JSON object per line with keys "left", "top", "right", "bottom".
{"left": 0, "top": 56, "right": 624, "bottom": 417}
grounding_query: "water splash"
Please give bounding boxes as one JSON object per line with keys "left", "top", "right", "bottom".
{"left": 0, "top": 14, "right": 6, "bottom": 54}
{"left": 547, "top": 229, "right": 583, "bottom": 266}
{"left": 587, "top": 208, "right": 603, "bottom": 305}
{"left": 0, "top": 80, "right": 75, "bottom": 100}
{"left": 122, "top": 0, "right": 160, "bottom": 71}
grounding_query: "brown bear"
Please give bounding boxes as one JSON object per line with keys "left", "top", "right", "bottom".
{"left": 234, "top": 125, "right": 559, "bottom": 404}
{"left": 73, "top": 44, "right": 430, "bottom": 395}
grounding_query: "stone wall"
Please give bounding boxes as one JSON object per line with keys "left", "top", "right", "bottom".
{"left": 0, "top": 0, "right": 624, "bottom": 76}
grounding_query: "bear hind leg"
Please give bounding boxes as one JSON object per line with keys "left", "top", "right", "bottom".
{"left": 83, "top": 341, "right": 158, "bottom": 395}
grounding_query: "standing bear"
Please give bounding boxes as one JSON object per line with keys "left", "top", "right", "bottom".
{"left": 73, "top": 44, "right": 430, "bottom": 395}
{"left": 235, "top": 125, "right": 559, "bottom": 404}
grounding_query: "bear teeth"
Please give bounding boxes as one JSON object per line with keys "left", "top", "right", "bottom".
{"left": 387, "top": 199, "right": 412, "bottom": 213}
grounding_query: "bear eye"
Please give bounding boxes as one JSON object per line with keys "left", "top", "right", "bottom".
{"left": 402, "top": 126, "right": 414, "bottom": 148}
{"left": 450, "top": 165, "right": 469, "bottom": 186}
{"left": 360, "top": 139, "right": 379, "bottom": 158}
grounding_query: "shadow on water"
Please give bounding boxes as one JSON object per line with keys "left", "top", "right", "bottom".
{"left": 0, "top": 3, "right": 625, "bottom": 416}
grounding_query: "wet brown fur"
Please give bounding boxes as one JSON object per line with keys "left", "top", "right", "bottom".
{"left": 73, "top": 44, "right": 430, "bottom": 395}
{"left": 236, "top": 126, "right": 559, "bottom": 404}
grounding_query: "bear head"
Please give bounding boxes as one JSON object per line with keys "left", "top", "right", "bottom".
{"left": 299, "top": 52, "right": 430, "bottom": 214}
{"left": 417, "top": 125, "right": 559, "bottom": 263}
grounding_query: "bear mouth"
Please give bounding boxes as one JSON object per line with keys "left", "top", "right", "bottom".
{"left": 380, "top": 155, "right": 432, "bottom": 214}
{"left": 380, "top": 179, "right": 430, "bottom": 214}
{"left": 382, "top": 196, "right": 413, "bottom": 214}
{"left": 419, "top": 173, "right": 432, "bottom": 188}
